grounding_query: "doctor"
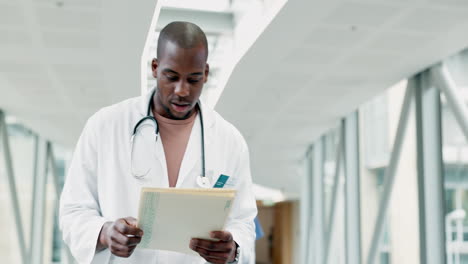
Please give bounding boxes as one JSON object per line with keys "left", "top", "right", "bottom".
{"left": 59, "top": 21, "right": 257, "bottom": 264}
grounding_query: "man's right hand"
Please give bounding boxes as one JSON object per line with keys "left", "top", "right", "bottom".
{"left": 97, "top": 217, "right": 144, "bottom": 258}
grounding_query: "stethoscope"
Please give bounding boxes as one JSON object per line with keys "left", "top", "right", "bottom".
{"left": 130, "top": 89, "right": 211, "bottom": 188}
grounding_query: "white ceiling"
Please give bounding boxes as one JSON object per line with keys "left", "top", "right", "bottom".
{"left": 0, "top": 0, "right": 159, "bottom": 145}
{"left": 0, "top": 0, "right": 243, "bottom": 146}
{"left": 3, "top": 0, "right": 468, "bottom": 197}
{"left": 216, "top": 0, "right": 468, "bottom": 197}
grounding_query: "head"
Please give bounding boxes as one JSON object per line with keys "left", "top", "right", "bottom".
{"left": 152, "top": 21, "right": 209, "bottom": 120}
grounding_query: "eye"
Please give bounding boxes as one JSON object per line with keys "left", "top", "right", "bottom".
{"left": 166, "top": 75, "right": 178, "bottom": 81}
{"left": 188, "top": 79, "right": 201, "bottom": 84}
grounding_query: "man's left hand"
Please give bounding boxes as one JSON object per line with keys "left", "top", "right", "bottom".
{"left": 190, "top": 231, "right": 237, "bottom": 264}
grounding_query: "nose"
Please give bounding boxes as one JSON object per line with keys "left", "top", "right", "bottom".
{"left": 174, "top": 81, "right": 190, "bottom": 97}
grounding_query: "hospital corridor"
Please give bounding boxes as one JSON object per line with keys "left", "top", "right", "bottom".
{"left": 1, "top": 0, "right": 468, "bottom": 263}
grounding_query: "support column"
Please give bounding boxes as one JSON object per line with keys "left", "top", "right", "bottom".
{"left": 416, "top": 70, "right": 446, "bottom": 264}
{"left": 325, "top": 121, "right": 344, "bottom": 264}
{"left": 311, "top": 137, "right": 325, "bottom": 264}
{"left": 29, "top": 137, "right": 48, "bottom": 264}
{"left": 344, "top": 112, "right": 361, "bottom": 264}
{"left": 301, "top": 147, "right": 313, "bottom": 264}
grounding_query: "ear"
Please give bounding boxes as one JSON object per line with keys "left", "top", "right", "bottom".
{"left": 204, "top": 63, "right": 210, "bottom": 83}
{"left": 151, "top": 58, "right": 158, "bottom": 79}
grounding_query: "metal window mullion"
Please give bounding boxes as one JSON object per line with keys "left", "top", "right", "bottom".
{"left": 30, "top": 137, "right": 48, "bottom": 264}
{"left": 48, "top": 142, "right": 65, "bottom": 263}
{"left": 431, "top": 63, "right": 468, "bottom": 142}
{"left": 302, "top": 147, "right": 313, "bottom": 264}
{"left": 417, "top": 70, "right": 447, "bottom": 264}
{"left": 47, "top": 142, "right": 62, "bottom": 199}
{"left": 0, "top": 110, "right": 28, "bottom": 264}
{"left": 29, "top": 134, "right": 39, "bottom": 262}
{"left": 325, "top": 122, "right": 344, "bottom": 264}
{"left": 366, "top": 81, "right": 414, "bottom": 264}
{"left": 344, "top": 111, "right": 361, "bottom": 264}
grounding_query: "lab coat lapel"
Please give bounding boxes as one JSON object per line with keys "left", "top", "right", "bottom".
{"left": 155, "top": 135, "right": 169, "bottom": 187}
{"left": 138, "top": 87, "right": 169, "bottom": 187}
{"left": 176, "top": 101, "right": 215, "bottom": 187}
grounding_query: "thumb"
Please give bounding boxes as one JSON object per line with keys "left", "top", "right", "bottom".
{"left": 124, "top": 217, "right": 138, "bottom": 227}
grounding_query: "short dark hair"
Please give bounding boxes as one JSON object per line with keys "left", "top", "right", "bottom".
{"left": 157, "top": 21, "right": 208, "bottom": 61}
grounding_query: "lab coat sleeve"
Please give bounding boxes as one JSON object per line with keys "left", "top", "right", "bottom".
{"left": 225, "top": 140, "right": 258, "bottom": 263}
{"left": 59, "top": 113, "right": 108, "bottom": 264}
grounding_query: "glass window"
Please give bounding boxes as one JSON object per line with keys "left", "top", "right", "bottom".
{"left": 0, "top": 115, "right": 69, "bottom": 263}
{"left": 0, "top": 120, "right": 35, "bottom": 263}
{"left": 359, "top": 80, "right": 421, "bottom": 264}
{"left": 443, "top": 48, "right": 468, "bottom": 264}
{"left": 361, "top": 94, "right": 389, "bottom": 168}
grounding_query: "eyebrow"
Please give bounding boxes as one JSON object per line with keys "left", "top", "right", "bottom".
{"left": 189, "top": 72, "right": 204, "bottom": 76}
{"left": 162, "top": 69, "right": 178, "bottom": 75}
{"left": 162, "top": 68, "right": 203, "bottom": 76}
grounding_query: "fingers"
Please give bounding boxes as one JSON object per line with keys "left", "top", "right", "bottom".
{"left": 109, "top": 242, "right": 137, "bottom": 253}
{"left": 196, "top": 247, "right": 231, "bottom": 263}
{"left": 190, "top": 238, "right": 232, "bottom": 252}
{"left": 107, "top": 217, "right": 144, "bottom": 258}
{"left": 110, "top": 243, "right": 137, "bottom": 258}
{"left": 210, "top": 231, "right": 233, "bottom": 242}
{"left": 111, "top": 231, "right": 142, "bottom": 246}
{"left": 115, "top": 218, "right": 144, "bottom": 237}
{"left": 190, "top": 238, "right": 236, "bottom": 264}
{"left": 123, "top": 217, "right": 138, "bottom": 227}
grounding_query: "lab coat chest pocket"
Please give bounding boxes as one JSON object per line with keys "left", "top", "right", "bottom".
{"left": 211, "top": 166, "right": 238, "bottom": 189}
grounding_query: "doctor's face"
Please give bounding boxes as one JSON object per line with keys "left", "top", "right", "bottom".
{"left": 152, "top": 41, "right": 209, "bottom": 120}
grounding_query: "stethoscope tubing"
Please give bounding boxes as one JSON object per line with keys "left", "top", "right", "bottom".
{"left": 132, "top": 89, "right": 207, "bottom": 178}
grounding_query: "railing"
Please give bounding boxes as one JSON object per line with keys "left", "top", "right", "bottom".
{"left": 446, "top": 209, "right": 466, "bottom": 264}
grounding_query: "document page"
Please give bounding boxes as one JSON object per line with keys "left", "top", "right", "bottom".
{"left": 137, "top": 188, "right": 236, "bottom": 255}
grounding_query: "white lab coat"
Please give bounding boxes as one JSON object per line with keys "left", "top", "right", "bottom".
{"left": 59, "top": 89, "right": 257, "bottom": 264}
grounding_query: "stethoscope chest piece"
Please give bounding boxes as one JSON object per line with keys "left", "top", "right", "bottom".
{"left": 197, "top": 175, "right": 211, "bottom": 188}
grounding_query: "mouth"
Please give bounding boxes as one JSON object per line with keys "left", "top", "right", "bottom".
{"left": 171, "top": 102, "right": 191, "bottom": 113}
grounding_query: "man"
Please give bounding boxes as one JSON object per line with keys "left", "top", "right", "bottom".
{"left": 59, "top": 22, "right": 257, "bottom": 264}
